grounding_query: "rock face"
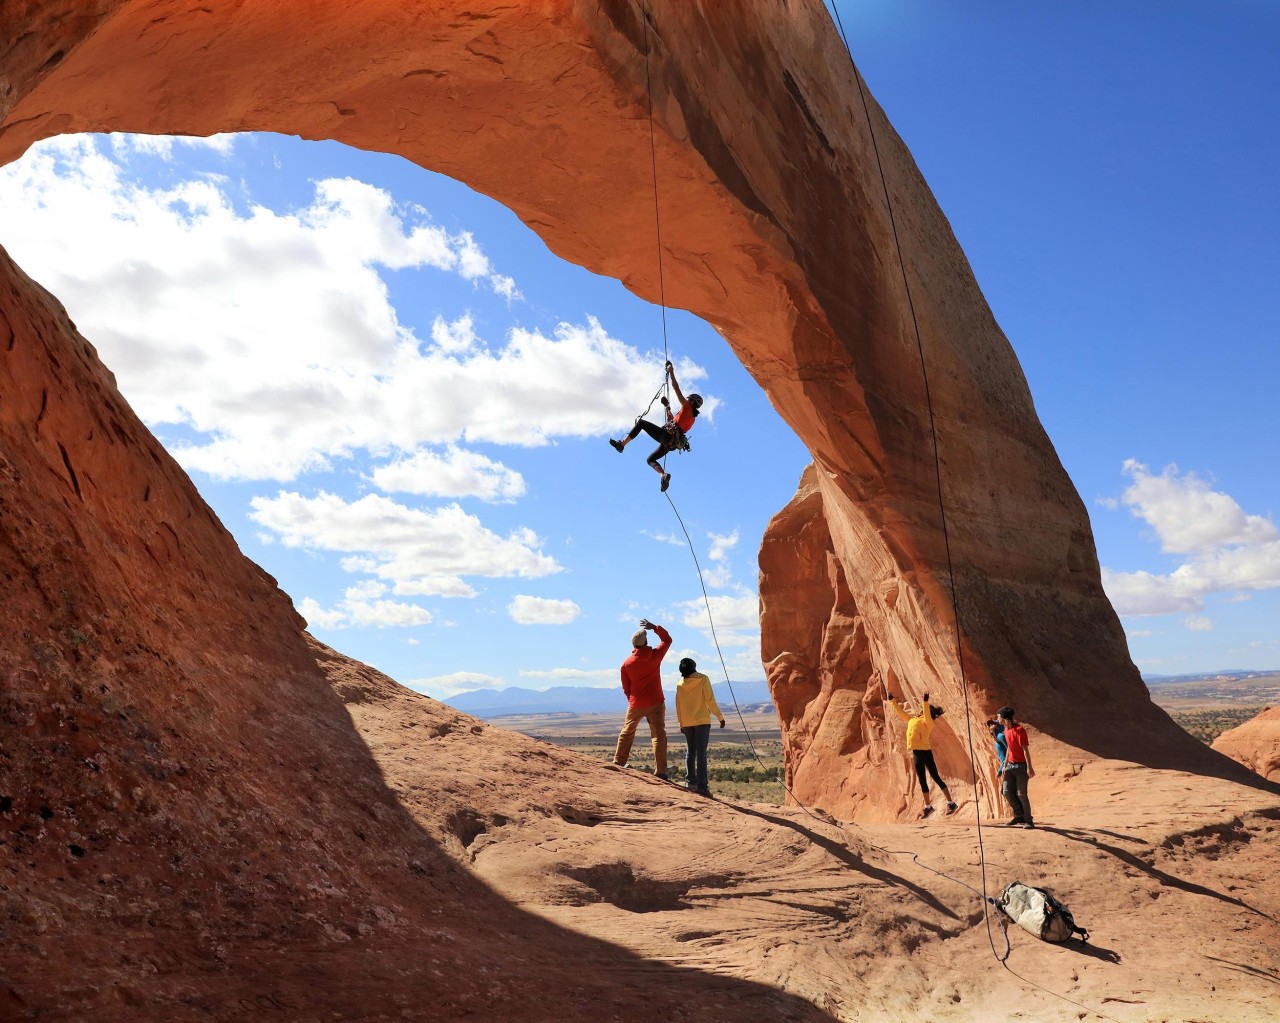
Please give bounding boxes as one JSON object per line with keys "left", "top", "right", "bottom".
{"left": 1213, "top": 707, "right": 1280, "bottom": 782}
{"left": 0, "top": 0, "right": 1237, "bottom": 823}
{"left": 2, "top": 3, "right": 1279, "bottom": 1019}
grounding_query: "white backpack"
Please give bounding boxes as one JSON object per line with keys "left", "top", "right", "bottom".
{"left": 997, "top": 881, "right": 1089, "bottom": 943}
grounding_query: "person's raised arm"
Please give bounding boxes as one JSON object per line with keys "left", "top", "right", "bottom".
{"left": 666, "top": 360, "right": 688, "bottom": 408}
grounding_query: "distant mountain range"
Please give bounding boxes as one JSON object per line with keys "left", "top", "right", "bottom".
{"left": 446, "top": 679, "right": 772, "bottom": 718}
{"left": 1142, "top": 669, "right": 1278, "bottom": 684}
{"left": 446, "top": 670, "right": 1278, "bottom": 718}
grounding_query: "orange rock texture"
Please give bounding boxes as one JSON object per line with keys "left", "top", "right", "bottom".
{"left": 3, "top": 3, "right": 1280, "bottom": 1020}
{"left": 1213, "top": 706, "right": 1280, "bottom": 782}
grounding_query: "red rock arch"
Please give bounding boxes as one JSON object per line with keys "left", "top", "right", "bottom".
{"left": 0, "top": 0, "right": 1231, "bottom": 822}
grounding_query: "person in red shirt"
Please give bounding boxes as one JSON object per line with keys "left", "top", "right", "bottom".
{"left": 997, "top": 706, "right": 1035, "bottom": 828}
{"left": 612, "top": 618, "right": 672, "bottom": 778}
{"left": 609, "top": 361, "right": 703, "bottom": 493}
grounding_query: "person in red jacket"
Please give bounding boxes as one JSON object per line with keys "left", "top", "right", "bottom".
{"left": 997, "top": 706, "right": 1035, "bottom": 828}
{"left": 608, "top": 361, "right": 703, "bottom": 493}
{"left": 612, "top": 618, "right": 672, "bottom": 778}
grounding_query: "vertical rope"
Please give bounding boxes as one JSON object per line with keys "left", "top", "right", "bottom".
{"left": 823, "top": 0, "right": 1001, "bottom": 960}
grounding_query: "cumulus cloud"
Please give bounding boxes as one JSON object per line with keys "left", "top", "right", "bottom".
{"left": 410, "top": 671, "right": 504, "bottom": 699}
{"left": 0, "top": 135, "right": 696, "bottom": 482}
{"left": 370, "top": 446, "right": 526, "bottom": 502}
{"left": 676, "top": 592, "right": 760, "bottom": 648}
{"left": 1183, "top": 616, "right": 1214, "bottom": 633}
{"left": 296, "top": 585, "right": 432, "bottom": 630}
{"left": 1100, "top": 461, "right": 1280, "bottom": 616}
{"left": 704, "top": 529, "right": 740, "bottom": 588}
{"left": 250, "top": 490, "right": 560, "bottom": 597}
{"left": 507, "top": 595, "right": 581, "bottom": 625}
{"left": 1116, "top": 460, "right": 1278, "bottom": 554}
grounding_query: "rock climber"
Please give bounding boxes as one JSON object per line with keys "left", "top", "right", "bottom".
{"left": 883, "top": 679, "right": 958, "bottom": 818}
{"left": 609, "top": 360, "right": 702, "bottom": 492}
{"left": 612, "top": 618, "right": 671, "bottom": 779}
{"left": 674, "top": 656, "right": 725, "bottom": 796}
{"left": 997, "top": 706, "right": 1035, "bottom": 828}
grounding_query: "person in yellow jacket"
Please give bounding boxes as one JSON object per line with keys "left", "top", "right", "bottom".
{"left": 882, "top": 679, "right": 958, "bottom": 818}
{"left": 675, "top": 657, "right": 724, "bottom": 796}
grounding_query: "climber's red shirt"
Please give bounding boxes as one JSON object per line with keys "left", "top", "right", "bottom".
{"left": 1004, "top": 724, "right": 1030, "bottom": 764}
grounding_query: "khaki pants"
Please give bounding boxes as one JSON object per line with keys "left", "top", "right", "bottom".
{"left": 613, "top": 701, "right": 668, "bottom": 773}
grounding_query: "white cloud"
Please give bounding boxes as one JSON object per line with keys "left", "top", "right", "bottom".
{"left": 1184, "top": 616, "right": 1214, "bottom": 633}
{"left": 507, "top": 595, "right": 581, "bottom": 625}
{"left": 708, "top": 530, "right": 740, "bottom": 562}
{"left": 642, "top": 530, "right": 685, "bottom": 546}
{"left": 370, "top": 446, "right": 526, "bottom": 502}
{"left": 1101, "top": 462, "right": 1280, "bottom": 617}
{"left": 703, "top": 529, "right": 740, "bottom": 588}
{"left": 250, "top": 490, "right": 560, "bottom": 597}
{"left": 296, "top": 587, "right": 433, "bottom": 630}
{"left": 0, "top": 135, "right": 695, "bottom": 482}
{"left": 1126, "top": 629, "right": 1154, "bottom": 639}
{"left": 1115, "top": 460, "right": 1278, "bottom": 554}
{"left": 519, "top": 667, "right": 617, "bottom": 684}
{"left": 409, "top": 671, "right": 504, "bottom": 699}
{"left": 1100, "top": 567, "right": 1204, "bottom": 616}
{"left": 676, "top": 592, "right": 760, "bottom": 648}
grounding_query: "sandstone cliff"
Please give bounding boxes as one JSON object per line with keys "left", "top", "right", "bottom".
{"left": 1213, "top": 706, "right": 1280, "bottom": 782}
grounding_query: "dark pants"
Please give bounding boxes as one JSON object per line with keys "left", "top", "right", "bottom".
{"left": 912, "top": 749, "right": 950, "bottom": 798}
{"left": 625, "top": 419, "right": 674, "bottom": 467}
{"left": 1002, "top": 762, "right": 1031, "bottom": 821}
{"left": 682, "top": 724, "right": 712, "bottom": 791}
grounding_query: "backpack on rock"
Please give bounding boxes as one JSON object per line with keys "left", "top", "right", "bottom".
{"left": 996, "top": 881, "right": 1089, "bottom": 943}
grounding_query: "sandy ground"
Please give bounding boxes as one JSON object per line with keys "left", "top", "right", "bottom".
{"left": 340, "top": 656, "right": 1280, "bottom": 1023}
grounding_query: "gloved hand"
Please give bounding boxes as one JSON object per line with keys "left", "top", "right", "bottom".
{"left": 665, "top": 360, "right": 674, "bottom": 373}
{"left": 660, "top": 396, "right": 669, "bottom": 406}
{"left": 719, "top": 719, "right": 726, "bottom": 729}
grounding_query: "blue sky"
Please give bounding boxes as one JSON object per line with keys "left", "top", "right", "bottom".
{"left": 0, "top": 2, "right": 1275, "bottom": 692}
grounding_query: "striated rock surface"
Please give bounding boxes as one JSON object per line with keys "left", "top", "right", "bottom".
{"left": 1213, "top": 706, "right": 1280, "bottom": 782}
{"left": 2, "top": 3, "right": 1279, "bottom": 1019}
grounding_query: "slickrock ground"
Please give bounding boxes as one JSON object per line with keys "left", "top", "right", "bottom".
{"left": 259, "top": 649, "right": 1280, "bottom": 1022}
{"left": 1213, "top": 707, "right": 1280, "bottom": 783}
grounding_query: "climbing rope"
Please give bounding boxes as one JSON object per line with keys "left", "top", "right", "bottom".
{"left": 818, "top": 9, "right": 1128, "bottom": 1023}
{"left": 641, "top": 0, "right": 671, "bottom": 403}
{"left": 631, "top": 9, "right": 1124, "bottom": 1018}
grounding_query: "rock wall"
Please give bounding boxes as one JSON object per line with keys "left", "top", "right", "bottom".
{"left": 0, "top": 1, "right": 1244, "bottom": 829}
{"left": 1213, "top": 707, "right": 1280, "bottom": 782}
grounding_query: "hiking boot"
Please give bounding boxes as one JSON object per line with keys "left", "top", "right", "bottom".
{"left": 660, "top": 472, "right": 671, "bottom": 492}
{"left": 655, "top": 772, "right": 669, "bottom": 781}
{"left": 609, "top": 439, "right": 624, "bottom": 453}
{"left": 695, "top": 787, "right": 712, "bottom": 797}
{"left": 921, "top": 805, "right": 936, "bottom": 818}
{"left": 1006, "top": 817, "right": 1026, "bottom": 827}
{"left": 1023, "top": 820, "right": 1036, "bottom": 829}
{"left": 945, "top": 801, "right": 959, "bottom": 815}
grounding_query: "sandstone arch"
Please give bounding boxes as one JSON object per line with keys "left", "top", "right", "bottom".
{"left": 0, "top": 0, "right": 1245, "bottom": 831}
